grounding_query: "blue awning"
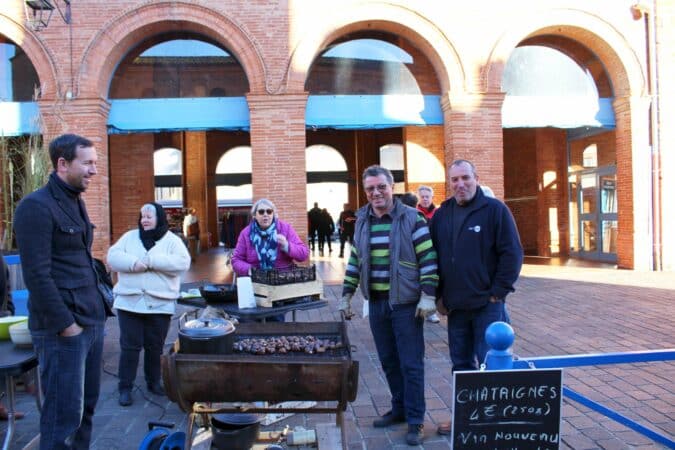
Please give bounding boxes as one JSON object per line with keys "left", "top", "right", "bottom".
{"left": 0, "top": 102, "right": 40, "bottom": 136}
{"left": 306, "top": 95, "right": 443, "bottom": 129}
{"left": 107, "top": 97, "right": 250, "bottom": 134}
{"left": 4, "top": 95, "right": 615, "bottom": 135}
{"left": 107, "top": 95, "right": 443, "bottom": 133}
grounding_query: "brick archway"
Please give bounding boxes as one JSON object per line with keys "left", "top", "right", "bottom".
{"left": 0, "top": 14, "right": 59, "bottom": 99}
{"left": 485, "top": 9, "right": 649, "bottom": 269}
{"left": 78, "top": 2, "right": 266, "bottom": 99}
{"left": 285, "top": 2, "right": 464, "bottom": 96}
{"left": 484, "top": 9, "right": 645, "bottom": 96}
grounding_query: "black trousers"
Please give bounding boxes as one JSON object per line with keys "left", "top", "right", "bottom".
{"left": 318, "top": 231, "right": 332, "bottom": 252}
{"left": 117, "top": 309, "right": 171, "bottom": 391}
{"left": 339, "top": 231, "right": 354, "bottom": 254}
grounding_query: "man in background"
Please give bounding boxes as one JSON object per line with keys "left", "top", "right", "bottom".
{"left": 183, "top": 207, "right": 200, "bottom": 260}
{"left": 416, "top": 185, "right": 437, "bottom": 220}
{"left": 307, "top": 202, "right": 322, "bottom": 253}
{"left": 416, "top": 185, "right": 441, "bottom": 323}
{"left": 337, "top": 203, "right": 356, "bottom": 258}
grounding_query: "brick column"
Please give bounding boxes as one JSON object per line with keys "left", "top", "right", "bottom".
{"left": 535, "top": 128, "right": 568, "bottom": 256}
{"left": 441, "top": 92, "right": 506, "bottom": 198}
{"left": 614, "top": 95, "right": 651, "bottom": 270}
{"left": 247, "top": 93, "right": 308, "bottom": 238}
{"left": 39, "top": 98, "right": 112, "bottom": 258}
{"left": 184, "top": 131, "right": 209, "bottom": 250}
{"left": 403, "top": 125, "right": 445, "bottom": 202}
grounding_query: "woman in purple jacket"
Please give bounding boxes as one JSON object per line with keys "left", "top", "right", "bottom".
{"left": 231, "top": 198, "right": 310, "bottom": 321}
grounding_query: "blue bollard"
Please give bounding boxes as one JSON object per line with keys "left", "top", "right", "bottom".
{"left": 484, "top": 321, "right": 515, "bottom": 370}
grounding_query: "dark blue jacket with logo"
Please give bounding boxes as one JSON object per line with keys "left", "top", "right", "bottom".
{"left": 429, "top": 187, "right": 523, "bottom": 311}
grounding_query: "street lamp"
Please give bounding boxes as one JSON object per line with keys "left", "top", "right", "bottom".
{"left": 24, "top": 0, "right": 71, "bottom": 31}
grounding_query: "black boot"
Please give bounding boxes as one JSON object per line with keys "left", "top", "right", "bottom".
{"left": 147, "top": 381, "right": 166, "bottom": 396}
{"left": 119, "top": 389, "right": 133, "bottom": 407}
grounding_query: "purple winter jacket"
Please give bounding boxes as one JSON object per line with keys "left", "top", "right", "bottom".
{"left": 231, "top": 219, "right": 310, "bottom": 276}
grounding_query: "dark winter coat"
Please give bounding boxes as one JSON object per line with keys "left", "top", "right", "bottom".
{"left": 429, "top": 187, "right": 523, "bottom": 310}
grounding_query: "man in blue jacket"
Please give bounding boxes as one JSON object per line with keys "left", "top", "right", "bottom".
{"left": 429, "top": 159, "right": 523, "bottom": 436}
{"left": 14, "top": 134, "right": 113, "bottom": 449}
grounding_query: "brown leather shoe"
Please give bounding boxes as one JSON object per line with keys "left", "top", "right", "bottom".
{"left": 437, "top": 421, "right": 452, "bottom": 435}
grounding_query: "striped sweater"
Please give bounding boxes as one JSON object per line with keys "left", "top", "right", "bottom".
{"left": 342, "top": 203, "right": 438, "bottom": 301}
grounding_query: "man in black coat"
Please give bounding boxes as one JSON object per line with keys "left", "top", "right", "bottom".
{"left": 14, "top": 134, "right": 113, "bottom": 449}
{"left": 337, "top": 203, "right": 356, "bottom": 258}
{"left": 307, "top": 202, "right": 322, "bottom": 252}
{"left": 429, "top": 159, "right": 523, "bottom": 436}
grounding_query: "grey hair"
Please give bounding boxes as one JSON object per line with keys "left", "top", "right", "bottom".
{"left": 449, "top": 159, "right": 477, "bottom": 177}
{"left": 417, "top": 185, "right": 433, "bottom": 196}
{"left": 140, "top": 203, "right": 157, "bottom": 215}
{"left": 362, "top": 165, "right": 394, "bottom": 185}
{"left": 251, "top": 198, "right": 277, "bottom": 218}
{"left": 481, "top": 185, "right": 495, "bottom": 198}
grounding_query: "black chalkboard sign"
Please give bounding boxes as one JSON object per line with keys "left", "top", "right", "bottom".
{"left": 452, "top": 369, "right": 563, "bottom": 450}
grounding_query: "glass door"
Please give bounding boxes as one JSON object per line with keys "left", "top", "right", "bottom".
{"left": 569, "top": 167, "right": 617, "bottom": 262}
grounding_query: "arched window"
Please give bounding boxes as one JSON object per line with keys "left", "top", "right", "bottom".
{"left": 154, "top": 148, "right": 182, "bottom": 205}
{"left": 0, "top": 40, "right": 40, "bottom": 102}
{"left": 110, "top": 39, "right": 249, "bottom": 99}
{"left": 306, "top": 38, "right": 426, "bottom": 95}
{"left": 215, "top": 146, "right": 252, "bottom": 205}
{"left": 379, "top": 144, "right": 405, "bottom": 193}
{"left": 305, "top": 145, "right": 348, "bottom": 221}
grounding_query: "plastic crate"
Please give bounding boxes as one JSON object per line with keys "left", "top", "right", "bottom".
{"left": 251, "top": 265, "right": 316, "bottom": 285}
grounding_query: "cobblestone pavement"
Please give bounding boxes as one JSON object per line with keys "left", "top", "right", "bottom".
{"left": 2, "top": 258, "right": 674, "bottom": 449}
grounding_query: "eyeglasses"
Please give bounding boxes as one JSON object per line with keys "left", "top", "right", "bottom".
{"left": 257, "top": 209, "right": 274, "bottom": 216}
{"left": 364, "top": 183, "right": 390, "bottom": 194}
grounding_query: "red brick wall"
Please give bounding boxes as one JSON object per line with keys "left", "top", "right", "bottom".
{"left": 569, "top": 131, "right": 616, "bottom": 169}
{"left": 248, "top": 94, "right": 309, "bottom": 238}
{"left": 503, "top": 129, "right": 539, "bottom": 255}
{"left": 404, "top": 125, "right": 445, "bottom": 204}
{"left": 535, "top": 128, "right": 568, "bottom": 257}
{"left": 184, "top": 131, "right": 208, "bottom": 249}
{"left": 109, "top": 133, "right": 155, "bottom": 245}
{"left": 442, "top": 94, "right": 505, "bottom": 200}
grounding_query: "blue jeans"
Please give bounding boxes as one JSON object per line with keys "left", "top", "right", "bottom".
{"left": 31, "top": 324, "right": 105, "bottom": 450}
{"left": 447, "top": 301, "right": 510, "bottom": 371}
{"left": 117, "top": 310, "right": 171, "bottom": 391}
{"left": 368, "top": 301, "right": 425, "bottom": 425}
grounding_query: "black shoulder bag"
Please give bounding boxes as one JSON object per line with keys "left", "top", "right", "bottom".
{"left": 93, "top": 258, "right": 115, "bottom": 316}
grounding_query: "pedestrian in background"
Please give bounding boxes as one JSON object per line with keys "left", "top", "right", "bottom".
{"left": 182, "top": 207, "right": 200, "bottom": 260}
{"left": 307, "top": 202, "right": 322, "bottom": 252}
{"left": 399, "top": 192, "right": 418, "bottom": 208}
{"left": 416, "top": 185, "right": 437, "bottom": 220}
{"left": 337, "top": 203, "right": 356, "bottom": 258}
{"left": 14, "top": 133, "right": 114, "bottom": 449}
{"left": 416, "top": 186, "right": 441, "bottom": 323}
{"left": 317, "top": 208, "right": 335, "bottom": 256}
{"left": 339, "top": 165, "right": 438, "bottom": 446}
{"left": 429, "top": 159, "right": 523, "bottom": 436}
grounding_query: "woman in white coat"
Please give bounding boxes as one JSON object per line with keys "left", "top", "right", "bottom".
{"left": 107, "top": 202, "right": 190, "bottom": 407}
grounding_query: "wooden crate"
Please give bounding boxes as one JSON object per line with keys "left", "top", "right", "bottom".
{"left": 253, "top": 279, "right": 323, "bottom": 307}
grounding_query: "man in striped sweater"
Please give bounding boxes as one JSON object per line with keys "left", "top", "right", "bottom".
{"left": 340, "top": 165, "right": 438, "bottom": 446}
